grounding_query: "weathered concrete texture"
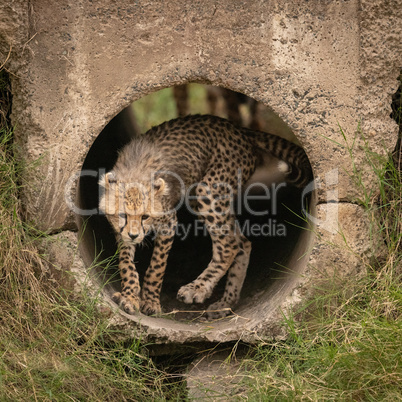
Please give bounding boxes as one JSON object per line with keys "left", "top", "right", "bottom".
{"left": 357, "top": 0, "right": 402, "bottom": 207}
{"left": 186, "top": 350, "right": 249, "bottom": 400}
{"left": 0, "top": 0, "right": 399, "bottom": 231}
{"left": 37, "top": 231, "right": 89, "bottom": 294}
{"left": 0, "top": 1, "right": 29, "bottom": 71}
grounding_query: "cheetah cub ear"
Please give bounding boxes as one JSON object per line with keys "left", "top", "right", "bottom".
{"left": 152, "top": 177, "right": 167, "bottom": 195}
{"left": 105, "top": 172, "right": 117, "bottom": 186}
{"left": 99, "top": 171, "right": 117, "bottom": 189}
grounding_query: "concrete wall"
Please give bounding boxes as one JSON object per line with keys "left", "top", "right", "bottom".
{"left": 1, "top": 0, "right": 399, "bottom": 231}
{"left": 0, "top": 0, "right": 400, "bottom": 345}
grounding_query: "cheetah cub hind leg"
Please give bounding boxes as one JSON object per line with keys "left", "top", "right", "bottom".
{"left": 205, "top": 236, "right": 251, "bottom": 320}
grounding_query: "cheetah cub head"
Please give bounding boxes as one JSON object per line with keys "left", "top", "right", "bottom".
{"left": 99, "top": 171, "right": 167, "bottom": 244}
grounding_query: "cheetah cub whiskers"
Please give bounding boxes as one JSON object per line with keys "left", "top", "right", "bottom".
{"left": 99, "top": 115, "right": 311, "bottom": 319}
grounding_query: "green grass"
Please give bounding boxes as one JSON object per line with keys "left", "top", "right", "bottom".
{"left": 241, "top": 267, "right": 401, "bottom": 400}
{"left": 1, "top": 71, "right": 401, "bottom": 400}
{"left": 132, "top": 83, "right": 209, "bottom": 132}
{"left": 0, "top": 162, "right": 186, "bottom": 398}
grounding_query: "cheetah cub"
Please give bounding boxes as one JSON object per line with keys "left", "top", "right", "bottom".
{"left": 99, "top": 115, "right": 311, "bottom": 319}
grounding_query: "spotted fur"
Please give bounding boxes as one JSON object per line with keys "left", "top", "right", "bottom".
{"left": 99, "top": 115, "right": 311, "bottom": 319}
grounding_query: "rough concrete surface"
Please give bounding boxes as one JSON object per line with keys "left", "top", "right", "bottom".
{"left": 186, "top": 350, "right": 249, "bottom": 400}
{"left": 0, "top": 0, "right": 400, "bottom": 345}
{"left": 0, "top": 0, "right": 399, "bottom": 231}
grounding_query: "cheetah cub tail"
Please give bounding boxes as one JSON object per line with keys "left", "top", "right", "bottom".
{"left": 249, "top": 131, "right": 313, "bottom": 188}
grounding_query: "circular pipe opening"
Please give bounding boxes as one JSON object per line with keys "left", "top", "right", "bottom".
{"left": 77, "top": 84, "right": 314, "bottom": 327}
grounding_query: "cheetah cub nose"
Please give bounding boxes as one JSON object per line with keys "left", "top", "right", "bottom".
{"left": 128, "top": 233, "right": 139, "bottom": 241}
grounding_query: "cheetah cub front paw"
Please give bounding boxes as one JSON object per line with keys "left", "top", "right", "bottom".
{"left": 112, "top": 292, "right": 140, "bottom": 315}
{"left": 177, "top": 281, "right": 213, "bottom": 304}
{"left": 140, "top": 298, "right": 162, "bottom": 316}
